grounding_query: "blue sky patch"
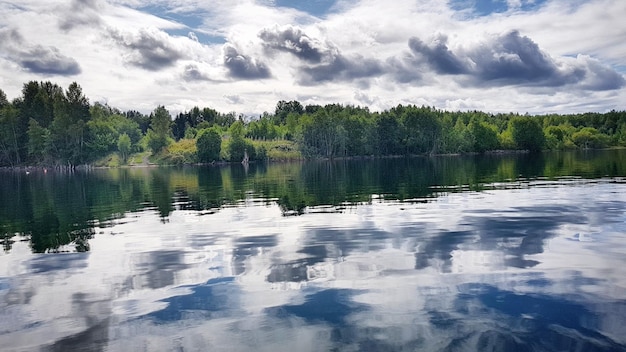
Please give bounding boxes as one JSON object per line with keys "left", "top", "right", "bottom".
{"left": 164, "top": 28, "right": 225, "bottom": 45}
{"left": 140, "top": 5, "right": 204, "bottom": 28}
{"left": 141, "top": 5, "right": 224, "bottom": 44}
{"left": 449, "top": 0, "right": 548, "bottom": 17}
{"left": 274, "top": 0, "right": 337, "bottom": 17}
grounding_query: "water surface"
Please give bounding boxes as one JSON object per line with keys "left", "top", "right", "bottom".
{"left": 1, "top": 151, "right": 626, "bottom": 351}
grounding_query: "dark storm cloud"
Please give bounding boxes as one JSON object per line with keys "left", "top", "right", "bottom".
{"left": 408, "top": 35, "right": 469, "bottom": 74}
{"left": 58, "top": 0, "right": 103, "bottom": 32}
{"left": 398, "top": 30, "right": 624, "bottom": 91}
{"left": 298, "top": 53, "right": 383, "bottom": 85}
{"left": 0, "top": 28, "right": 81, "bottom": 75}
{"left": 20, "top": 46, "right": 82, "bottom": 75}
{"left": 259, "top": 25, "right": 327, "bottom": 63}
{"left": 223, "top": 44, "right": 271, "bottom": 80}
{"left": 256, "top": 25, "right": 382, "bottom": 85}
{"left": 466, "top": 30, "right": 582, "bottom": 86}
{"left": 108, "top": 28, "right": 184, "bottom": 71}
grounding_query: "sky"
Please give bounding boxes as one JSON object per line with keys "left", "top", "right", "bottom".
{"left": 0, "top": 0, "right": 625, "bottom": 116}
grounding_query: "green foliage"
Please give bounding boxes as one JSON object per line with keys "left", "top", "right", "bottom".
{"left": 509, "top": 117, "right": 545, "bottom": 152}
{"left": 196, "top": 128, "right": 222, "bottom": 163}
{"left": 228, "top": 137, "right": 257, "bottom": 162}
{"left": 146, "top": 130, "right": 171, "bottom": 155}
{"left": 256, "top": 144, "right": 268, "bottom": 161}
{"left": 163, "top": 139, "right": 197, "bottom": 165}
{"left": 1, "top": 79, "right": 626, "bottom": 167}
{"left": 146, "top": 106, "right": 172, "bottom": 154}
{"left": 300, "top": 109, "right": 347, "bottom": 158}
{"left": 274, "top": 100, "right": 304, "bottom": 124}
{"left": 229, "top": 120, "right": 245, "bottom": 140}
{"left": 469, "top": 120, "right": 500, "bottom": 152}
{"left": 544, "top": 124, "right": 576, "bottom": 149}
{"left": 375, "top": 112, "right": 403, "bottom": 155}
{"left": 27, "top": 119, "right": 50, "bottom": 163}
{"left": 442, "top": 118, "right": 473, "bottom": 153}
{"left": 247, "top": 116, "right": 281, "bottom": 140}
{"left": 0, "top": 103, "right": 21, "bottom": 165}
{"left": 398, "top": 105, "right": 442, "bottom": 154}
{"left": 571, "top": 127, "right": 609, "bottom": 149}
{"left": 0, "top": 88, "right": 7, "bottom": 107}
{"left": 48, "top": 84, "right": 91, "bottom": 165}
{"left": 117, "top": 134, "right": 131, "bottom": 164}
{"left": 498, "top": 129, "right": 515, "bottom": 150}
{"left": 251, "top": 140, "right": 301, "bottom": 160}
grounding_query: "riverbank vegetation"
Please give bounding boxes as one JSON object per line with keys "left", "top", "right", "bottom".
{"left": 1, "top": 80, "right": 625, "bottom": 167}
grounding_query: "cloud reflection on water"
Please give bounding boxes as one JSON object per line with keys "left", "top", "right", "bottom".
{"left": 1, "top": 180, "right": 626, "bottom": 350}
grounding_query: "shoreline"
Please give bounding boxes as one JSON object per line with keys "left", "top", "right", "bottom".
{"left": 4, "top": 148, "right": 619, "bottom": 172}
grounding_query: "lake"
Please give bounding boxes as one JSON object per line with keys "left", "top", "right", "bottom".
{"left": 1, "top": 150, "right": 626, "bottom": 351}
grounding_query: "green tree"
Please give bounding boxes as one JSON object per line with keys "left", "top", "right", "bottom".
{"left": 398, "top": 105, "right": 441, "bottom": 154}
{"left": 443, "top": 118, "right": 473, "bottom": 153}
{"left": 146, "top": 106, "right": 172, "bottom": 154}
{"left": 0, "top": 104, "right": 21, "bottom": 165}
{"left": 544, "top": 124, "right": 575, "bottom": 149}
{"left": 274, "top": 100, "right": 303, "bottom": 124}
{"left": 0, "top": 89, "right": 8, "bottom": 108}
{"left": 47, "top": 82, "right": 91, "bottom": 165}
{"left": 117, "top": 133, "right": 131, "bottom": 163}
{"left": 571, "top": 127, "right": 609, "bottom": 149}
{"left": 228, "top": 138, "right": 256, "bottom": 162}
{"left": 300, "top": 109, "right": 346, "bottom": 158}
{"left": 469, "top": 120, "right": 500, "bottom": 152}
{"left": 27, "top": 119, "right": 50, "bottom": 163}
{"left": 375, "top": 112, "right": 403, "bottom": 155}
{"left": 229, "top": 120, "right": 245, "bottom": 140}
{"left": 196, "top": 128, "right": 221, "bottom": 162}
{"left": 509, "top": 117, "right": 545, "bottom": 152}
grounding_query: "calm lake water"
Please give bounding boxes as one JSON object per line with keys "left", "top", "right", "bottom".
{"left": 2, "top": 150, "right": 626, "bottom": 351}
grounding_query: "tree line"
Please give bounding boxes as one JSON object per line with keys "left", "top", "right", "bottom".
{"left": 1, "top": 80, "right": 626, "bottom": 167}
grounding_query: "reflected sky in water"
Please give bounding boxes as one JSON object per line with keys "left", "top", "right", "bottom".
{"left": 1, "top": 156, "right": 626, "bottom": 351}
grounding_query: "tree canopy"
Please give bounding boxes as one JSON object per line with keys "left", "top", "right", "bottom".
{"left": 1, "top": 80, "right": 625, "bottom": 167}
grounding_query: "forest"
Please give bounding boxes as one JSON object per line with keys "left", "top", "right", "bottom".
{"left": 1, "top": 80, "right": 626, "bottom": 167}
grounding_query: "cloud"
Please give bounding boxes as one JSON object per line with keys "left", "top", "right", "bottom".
{"left": 223, "top": 44, "right": 271, "bottom": 80}
{"left": 575, "top": 55, "right": 626, "bottom": 91}
{"left": 386, "top": 55, "right": 423, "bottom": 83}
{"left": 257, "top": 24, "right": 382, "bottom": 85}
{"left": 466, "top": 30, "right": 575, "bottom": 86}
{"left": 21, "top": 46, "right": 82, "bottom": 75}
{"left": 0, "top": 28, "right": 81, "bottom": 75}
{"left": 0, "top": 0, "right": 623, "bottom": 114}
{"left": 398, "top": 30, "right": 624, "bottom": 91}
{"left": 108, "top": 27, "right": 184, "bottom": 71}
{"left": 354, "top": 91, "right": 377, "bottom": 106}
{"left": 224, "top": 95, "right": 243, "bottom": 104}
{"left": 181, "top": 64, "right": 211, "bottom": 81}
{"left": 259, "top": 25, "right": 329, "bottom": 63}
{"left": 298, "top": 53, "right": 383, "bottom": 85}
{"left": 58, "top": 0, "right": 103, "bottom": 32}
{"left": 408, "top": 34, "right": 469, "bottom": 74}
{"left": 466, "top": 30, "right": 624, "bottom": 90}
